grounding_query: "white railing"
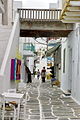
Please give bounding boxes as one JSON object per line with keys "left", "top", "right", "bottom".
{"left": 18, "top": 8, "right": 61, "bottom": 21}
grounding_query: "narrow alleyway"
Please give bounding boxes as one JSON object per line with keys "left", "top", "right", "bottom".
{"left": 20, "top": 78, "right": 80, "bottom": 120}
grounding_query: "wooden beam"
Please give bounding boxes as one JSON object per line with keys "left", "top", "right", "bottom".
{"left": 70, "top": 0, "right": 80, "bottom": 1}
{"left": 62, "top": 18, "right": 80, "bottom": 20}
{"left": 67, "top": 6, "right": 80, "bottom": 11}
{"left": 20, "top": 29, "right": 73, "bottom": 37}
{"left": 62, "top": 19, "right": 80, "bottom": 23}
{"left": 63, "top": 16, "right": 80, "bottom": 18}
{"left": 20, "top": 20, "right": 73, "bottom": 31}
{"left": 65, "top": 11, "right": 80, "bottom": 16}
{"left": 69, "top": 1, "right": 80, "bottom": 7}
{"left": 60, "top": 0, "right": 80, "bottom": 22}
{"left": 60, "top": 0, "right": 70, "bottom": 19}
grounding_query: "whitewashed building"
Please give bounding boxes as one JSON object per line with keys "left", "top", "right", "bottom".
{"left": 59, "top": 0, "right": 80, "bottom": 104}
{"left": 0, "top": 0, "right": 22, "bottom": 93}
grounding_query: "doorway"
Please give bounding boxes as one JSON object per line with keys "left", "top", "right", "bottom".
{"left": 68, "top": 48, "right": 72, "bottom": 93}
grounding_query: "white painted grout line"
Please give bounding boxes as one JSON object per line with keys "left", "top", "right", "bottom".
{"left": 49, "top": 97, "right": 51, "bottom": 104}
{"left": 51, "top": 105, "right": 59, "bottom": 120}
{"left": 28, "top": 115, "right": 30, "bottom": 119}
{"left": 71, "top": 108, "right": 78, "bottom": 118}
{"left": 68, "top": 118, "right": 71, "bottom": 120}
{"left": 59, "top": 96, "right": 78, "bottom": 120}
{"left": 37, "top": 80, "right": 43, "bottom": 120}
{"left": 58, "top": 97, "right": 64, "bottom": 104}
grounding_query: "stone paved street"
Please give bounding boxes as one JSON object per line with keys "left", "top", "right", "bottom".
{"left": 20, "top": 79, "right": 80, "bottom": 120}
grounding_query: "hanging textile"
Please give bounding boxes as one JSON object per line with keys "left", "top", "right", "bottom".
{"left": 16, "top": 59, "right": 21, "bottom": 82}
{"left": 10, "top": 59, "right": 21, "bottom": 82}
{"left": 10, "top": 59, "right": 16, "bottom": 80}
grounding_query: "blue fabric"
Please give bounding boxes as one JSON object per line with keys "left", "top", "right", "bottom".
{"left": 51, "top": 78, "right": 56, "bottom": 81}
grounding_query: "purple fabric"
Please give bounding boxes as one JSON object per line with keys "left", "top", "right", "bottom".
{"left": 10, "top": 59, "right": 15, "bottom": 80}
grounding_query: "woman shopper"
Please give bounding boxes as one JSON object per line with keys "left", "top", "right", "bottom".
{"left": 41, "top": 67, "right": 46, "bottom": 82}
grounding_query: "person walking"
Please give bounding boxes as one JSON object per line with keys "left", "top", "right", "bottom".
{"left": 37, "top": 69, "right": 40, "bottom": 79}
{"left": 25, "top": 65, "right": 32, "bottom": 83}
{"left": 41, "top": 67, "right": 46, "bottom": 83}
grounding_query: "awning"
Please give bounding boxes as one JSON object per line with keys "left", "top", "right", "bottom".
{"left": 46, "top": 42, "right": 61, "bottom": 57}
{"left": 48, "top": 42, "right": 61, "bottom": 47}
{"left": 60, "top": 0, "right": 80, "bottom": 23}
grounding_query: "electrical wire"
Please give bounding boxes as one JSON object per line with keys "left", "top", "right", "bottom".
{"left": 34, "top": 38, "right": 47, "bottom": 45}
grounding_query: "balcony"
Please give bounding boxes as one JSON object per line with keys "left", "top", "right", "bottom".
{"left": 60, "top": 0, "right": 80, "bottom": 23}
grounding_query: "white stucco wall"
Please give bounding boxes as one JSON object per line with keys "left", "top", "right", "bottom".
{"left": 58, "top": 0, "right": 62, "bottom": 9}
{"left": 0, "top": 14, "right": 20, "bottom": 93}
{"left": 8, "top": 0, "right": 13, "bottom": 26}
{"left": 61, "top": 38, "right": 69, "bottom": 91}
{"left": 1, "top": 0, "right": 22, "bottom": 26}
{"left": 13, "top": 1, "right": 22, "bottom": 21}
{"left": 49, "top": 3, "right": 58, "bottom": 9}
{"left": 0, "top": 13, "right": 2, "bottom": 24}
{"left": 61, "top": 23, "right": 80, "bottom": 103}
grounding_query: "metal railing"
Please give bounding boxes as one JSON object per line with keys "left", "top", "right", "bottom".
{"left": 18, "top": 9, "right": 61, "bottom": 21}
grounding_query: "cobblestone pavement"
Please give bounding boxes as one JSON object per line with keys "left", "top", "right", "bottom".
{"left": 20, "top": 79, "right": 80, "bottom": 120}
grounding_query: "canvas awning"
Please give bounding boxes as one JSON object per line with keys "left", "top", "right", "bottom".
{"left": 46, "top": 42, "right": 61, "bottom": 57}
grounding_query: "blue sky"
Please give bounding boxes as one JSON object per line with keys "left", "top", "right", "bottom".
{"left": 15, "top": 0, "right": 58, "bottom": 8}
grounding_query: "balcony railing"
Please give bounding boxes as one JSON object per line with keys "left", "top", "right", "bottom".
{"left": 18, "top": 9, "right": 61, "bottom": 21}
